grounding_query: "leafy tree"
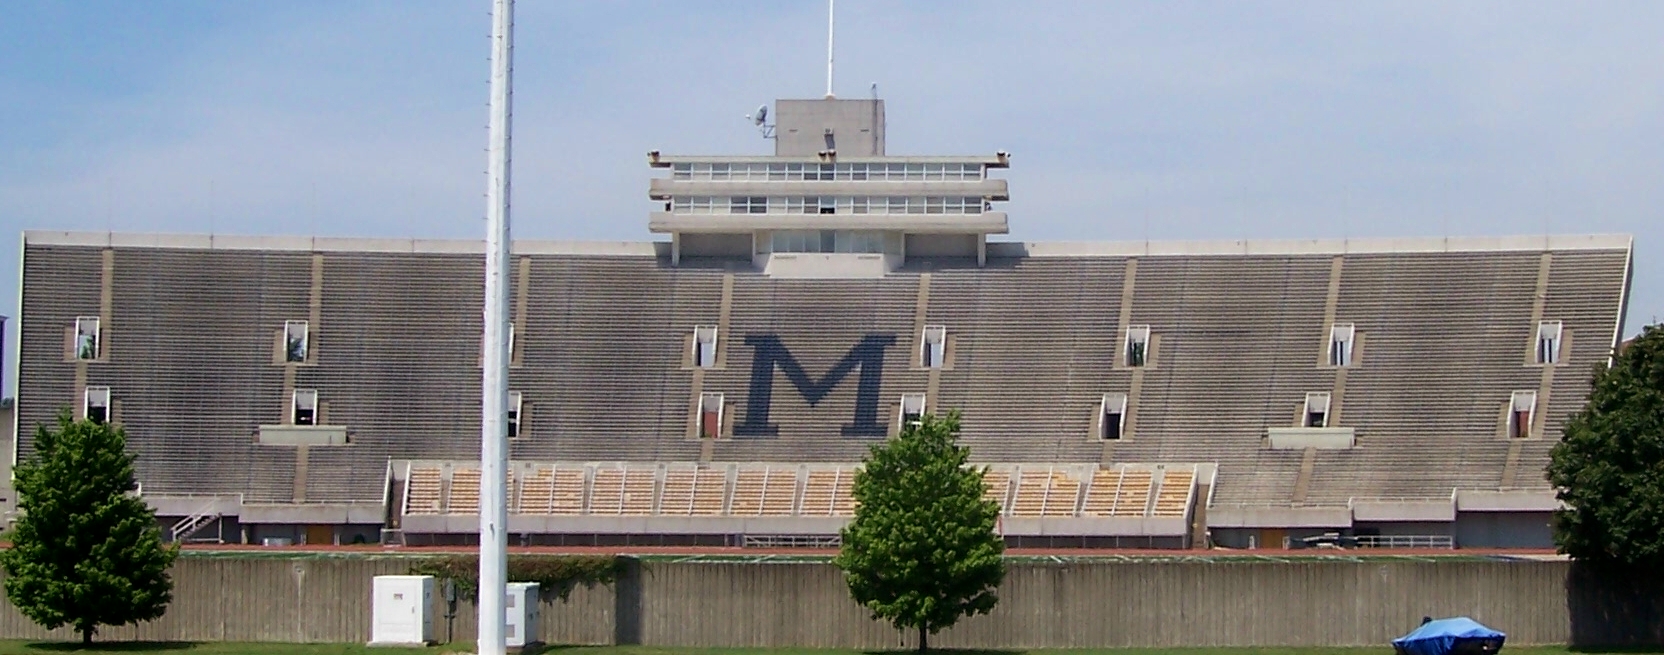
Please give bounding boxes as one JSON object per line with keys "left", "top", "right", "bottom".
{"left": 1, "top": 411, "right": 178, "bottom": 644}
{"left": 834, "top": 410, "right": 1005, "bottom": 652}
{"left": 1548, "top": 323, "right": 1664, "bottom": 569}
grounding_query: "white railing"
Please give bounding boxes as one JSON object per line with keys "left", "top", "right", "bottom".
{"left": 1355, "top": 535, "right": 1455, "bottom": 549}
{"left": 170, "top": 504, "right": 221, "bottom": 543}
{"left": 742, "top": 534, "right": 840, "bottom": 549}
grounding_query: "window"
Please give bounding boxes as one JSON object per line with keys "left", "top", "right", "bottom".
{"left": 730, "top": 196, "right": 767, "bottom": 214}
{"left": 507, "top": 391, "right": 523, "bottom": 438}
{"left": 1328, "top": 323, "right": 1355, "bottom": 367}
{"left": 818, "top": 196, "right": 837, "bottom": 214}
{"left": 671, "top": 163, "right": 692, "bottom": 180}
{"left": 74, "top": 316, "right": 100, "bottom": 360}
{"left": 84, "top": 386, "right": 111, "bottom": 424}
{"left": 1536, "top": 321, "right": 1563, "bottom": 365}
{"left": 1303, "top": 392, "right": 1332, "bottom": 428}
{"left": 693, "top": 325, "right": 718, "bottom": 368}
{"left": 698, "top": 393, "right": 724, "bottom": 439}
{"left": 284, "top": 320, "right": 310, "bottom": 363}
{"left": 1100, "top": 393, "right": 1128, "bottom": 440}
{"left": 1509, "top": 391, "right": 1537, "bottom": 439}
{"left": 293, "top": 389, "right": 319, "bottom": 426}
{"left": 899, "top": 393, "right": 926, "bottom": 428}
{"left": 921, "top": 325, "right": 946, "bottom": 368}
{"left": 1125, "top": 325, "right": 1151, "bottom": 368}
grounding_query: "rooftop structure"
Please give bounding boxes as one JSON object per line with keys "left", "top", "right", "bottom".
{"left": 648, "top": 98, "right": 1010, "bottom": 275}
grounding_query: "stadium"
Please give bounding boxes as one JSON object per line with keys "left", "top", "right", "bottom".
{"left": 11, "top": 93, "right": 1634, "bottom": 555}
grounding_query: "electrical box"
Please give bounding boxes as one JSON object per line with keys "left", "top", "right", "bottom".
{"left": 505, "top": 582, "right": 540, "bottom": 648}
{"left": 370, "top": 575, "right": 434, "bottom": 646}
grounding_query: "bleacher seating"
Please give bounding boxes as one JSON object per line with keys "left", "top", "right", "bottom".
{"left": 405, "top": 466, "right": 443, "bottom": 515}
{"left": 438, "top": 460, "right": 1195, "bottom": 520}
{"left": 447, "top": 468, "right": 480, "bottom": 515}
{"left": 15, "top": 232, "right": 1631, "bottom": 544}
{"left": 1152, "top": 467, "right": 1195, "bottom": 517}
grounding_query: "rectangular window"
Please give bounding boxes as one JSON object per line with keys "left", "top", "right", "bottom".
{"left": 850, "top": 163, "right": 868, "bottom": 181}
{"left": 900, "top": 393, "right": 926, "bottom": 428}
{"left": 1509, "top": 391, "right": 1537, "bottom": 439}
{"left": 1101, "top": 393, "right": 1128, "bottom": 440}
{"left": 1303, "top": 392, "right": 1331, "bottom": 428}
{"left": 699, "top": 392, "right": 724, "bottom": 439}
{"left": 1328, "top": 323, "right": 1355, "bottom": 367}
{"left": 818, "top": 196, "right": 837, "bottom": 214}
{"left": 74, "top": 316, "right": 101, "bottom": 360}
{"left": 293, "top": 389, "right": 319, "bottom": 426}
{"left": 709, "top": 163, "right": 730, "bottom": 180}
{"left": 818, "top": 164, "right": 835, "bottom": 181}
{"left": 507, "top": 391, "right": 523, "bottom": 438}
{"left": 1125, "top": 325, "right": 1151, "bottom": 367}
{"left": 1536, "top": 321, "right": 1563, "bottom": 365}
{"left": 921, "top": 325, "right": 946, "bottom": 368}
{"left": 693, "top": 325, "right": 718, "bottom": 368}
{"left": 284, "top": 320, "right": 310, "bottom": 363}
{"left": 671, "top": 163, "right": 692, "bottom": 180}
{"left": 84, "top": 386, "right": 111, "bottom": 424}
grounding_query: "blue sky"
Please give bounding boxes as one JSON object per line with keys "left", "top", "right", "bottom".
{"left": 2, "top": 1, "right": 1660, "bottom": 393}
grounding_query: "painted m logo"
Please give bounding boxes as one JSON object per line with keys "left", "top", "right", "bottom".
{"left": 735, "top": 334, "right": 898, "bottom": 437}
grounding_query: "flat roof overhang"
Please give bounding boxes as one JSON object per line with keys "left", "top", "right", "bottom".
{"left": 647, "top": 152, "right": 1010, "bottom": 168}
{"left": 648, "top": 178, "right": 1009, "bottom": 201}
{"left": 648, "top": 212, "right": 1008, "bottom": 235}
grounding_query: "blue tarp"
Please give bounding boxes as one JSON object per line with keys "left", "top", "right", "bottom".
{"left": 1392, "top": 617, "right": 1506, "bottom": 655}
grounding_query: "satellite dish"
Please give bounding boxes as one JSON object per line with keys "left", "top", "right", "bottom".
{"left": 752, "top": 105, "right": 768, "bottom": 126}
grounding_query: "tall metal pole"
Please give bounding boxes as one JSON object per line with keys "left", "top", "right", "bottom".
{"left": 479, "top": 0, "right": 514, "bottom": 653}
{"left": 825, "top": 0, "right": 835, "bottom": 98}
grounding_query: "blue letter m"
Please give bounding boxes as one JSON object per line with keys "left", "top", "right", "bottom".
{"left": 735, "top": 334, "right": 897, "bottom": 437}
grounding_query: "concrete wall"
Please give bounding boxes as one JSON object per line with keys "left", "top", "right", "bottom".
{"left": 0, "top": 556, "right": 1659, "bottom": 648}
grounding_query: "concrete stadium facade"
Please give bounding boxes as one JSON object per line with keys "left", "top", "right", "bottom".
{"left": 10, "top": 96, "right": 1635, "bottom": 550}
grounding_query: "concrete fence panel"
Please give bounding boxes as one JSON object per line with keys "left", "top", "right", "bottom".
{"left": 0, "top": 555, "right": 1659, "bottom": 647}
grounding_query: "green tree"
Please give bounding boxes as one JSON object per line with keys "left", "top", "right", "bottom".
{"left": 1548, "top": 323, "right": 1664, "bottom": 569}
{"left": 1, "top": 412, "right": 178, "bottom": 644}
{"left": 834, "top": 410, "right": 1005, "bottom": 652}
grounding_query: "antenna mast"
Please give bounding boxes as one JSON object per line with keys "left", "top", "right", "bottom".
{"left": 479, "top": 0, "right": 513, "bottom": 654}
{"left": 825, "top": 0, "right": 835, "bottom": 98}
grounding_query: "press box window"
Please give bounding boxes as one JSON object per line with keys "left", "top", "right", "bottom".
{"left": 900, "top": 393, "right": 926, "bottom": 428}
{"left": 74, "top": 316, "right": 101, "bottom": 360}
{"left": 84, "top": 386, "right": 111, "bottom": 424}
{"left": 293, "top": 389, "right": 319, "bottom": 426}
{"left": 284, "top": 320, "right": 309, "bottom": 363}
{"left": 507, "top": 391, "right": 523, "bottom": 438}
{"left": 1328, "top": 323, "right": 1355, "bottom": 367}
{"left": 1536, "top": 321, "right": 1563, "bottom": 365}
{"left": 1303, "top": 392, "right": 1331, "bottom": 428}
{"left": 1100, "top": 393, "right": 1128, "bottom": 440}
{"left": 1125, "top": 325, "right": 1151, "bottom": 368}
{"left": 1508, "top": 391, "right": 1537, "bottom": 439}
{"left": 921, "top": 325, "right": 946, "bottom": 369}
{"left": 693, "top": 325, "right": 718, "bottom": 368}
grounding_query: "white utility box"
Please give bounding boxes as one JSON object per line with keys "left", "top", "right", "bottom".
{"left": 505, "top": 582, "right": 540, "bottom": 648}
{"left": 369, "top": 575, "right": 434, "bottom": 646}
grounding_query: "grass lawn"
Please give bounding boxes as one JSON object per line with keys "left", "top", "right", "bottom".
{"left": 3, "top": 645, "right": 1662, "bottom": 655}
